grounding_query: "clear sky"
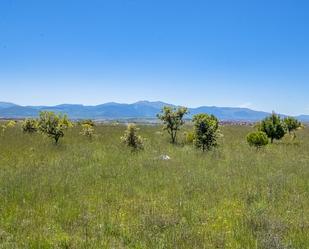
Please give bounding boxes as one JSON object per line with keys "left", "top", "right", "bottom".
{"left": 0, "top": 0, "right": 308, "bottom": 115}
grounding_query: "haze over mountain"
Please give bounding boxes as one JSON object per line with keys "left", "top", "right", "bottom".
{"left": 0, "top": 101, "right": 308, "bottom": 122}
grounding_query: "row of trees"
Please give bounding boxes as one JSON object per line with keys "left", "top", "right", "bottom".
{"left": 10, "top": 107, "right": 304, "bottom": 151}
{"left": 18, "top": 107, "right": 221, "bottom": 152}
{"left": 155, "top": 107, "right": 303, "bottom": 151}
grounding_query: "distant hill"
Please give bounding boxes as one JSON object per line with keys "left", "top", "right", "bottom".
{"left": 297, "top": 115, "right": 309, "bottom": 122}
{"left": 0, "top": 101, "right": 308, "bottom": 122}
{"left": 0, "top": 102, "right": 18, "bottom": 109}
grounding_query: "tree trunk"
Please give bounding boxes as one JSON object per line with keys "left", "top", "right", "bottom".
{"left": 171, "top": 131, "right": 176, "bottom": 144}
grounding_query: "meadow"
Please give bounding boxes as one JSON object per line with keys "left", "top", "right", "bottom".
{"left": 0, "top": 124, "right": 308, "bottom": 249}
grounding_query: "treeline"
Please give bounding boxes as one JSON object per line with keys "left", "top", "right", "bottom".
{"left": 1, "top": 107, "right": 304, "bottom": 151}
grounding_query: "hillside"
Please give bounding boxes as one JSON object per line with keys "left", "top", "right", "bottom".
{"left": 0, "top": 101, "right": 308, "bottom": 121}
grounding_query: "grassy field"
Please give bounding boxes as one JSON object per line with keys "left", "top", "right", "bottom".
{"left": 0, "top": 124, "right": 308, "bottom": 249}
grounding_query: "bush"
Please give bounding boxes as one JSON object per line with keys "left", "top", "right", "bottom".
{"left": 6, "top": 120, "right": 17, "bottom": 128}
{"left": 259, "top": 113, "right": 286, "bottom": 143}
{"left": 22, "top": 119, "right": 38, "bottom": 133}
{"left": 1, "top": 120, "right": 17, "bottom": 134}
{"left": 192, "top": 113, "right": 220, "bottom": 152}
{"left": 1, "top": 124, "right": 6, "bottom": 134}
{"left": 80, "top": 124, "right": 95, "bottom": 139}
{"left": 185, "top": 131, "right": 195, "bottom": 144}
{"left": 38, "top": 111, "right": 71, "bottom": 144}
{"left": 79, "top": 119, "right": 95, "bottom": 127}
{"left": 61, "top": 116, "right": 74, "bottom": 128}
{"left": 283, "top": 117, "right": 302, "bottom": 139}
{"left": 121, "top": 124, "right": 144, "bottom": 150}
{"left": 247, "top": 131, "right": 269, "bottom": 148}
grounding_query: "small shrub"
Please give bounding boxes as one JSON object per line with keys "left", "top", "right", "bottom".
{"left": 247, "top": 131, "right": 269, "bottom": 148}
{"left": 121, "top": 124, "right": 144, "bottom": 150}
{"left": 38, "top": 111, "right": 71, "bottom": 144}
{"left": 1, "top": 124, "right": 6, "bottom": 134}
{"left": 1, "top": 121, "right": 17, "bottom": 134}
{"left": 185, "top": 131, "right": 195, "bottom": 144}
{"left": 80, "top": 119, "right": 95, "bottom": 127}
{"left": 61, "top": 115, "right": 74, "bottom": 128}
{"left": 6, "top": 120, "right": 17, "bottom": 128}
{"left": 283, "top": 117, "right": 302, "bottom": 139}
{"left": 259, "top": 113, "right": 286, "bottom": 143}
{"left": 22, "top": 119, "right": 38, "bottom": 133}
{"left": 80, "top": 124, "right": 95, "bottom": 139}
{"left": 193, "top": 113, "right": 220, "bottom": 152}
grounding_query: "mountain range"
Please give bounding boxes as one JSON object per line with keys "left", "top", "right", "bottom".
{"left": 0, "top": 101, "right": 308, "bottom": 122}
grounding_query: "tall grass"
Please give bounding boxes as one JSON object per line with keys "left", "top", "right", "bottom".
{"left": 0, "top": 124, "right": 308, "bottom": 248}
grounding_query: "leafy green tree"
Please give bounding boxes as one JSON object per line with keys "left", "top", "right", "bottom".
{"left": 38, "top": 111, "right": 70, "bottom": 144}
{"left": 192, "top": 113, "right": 220, "bottom": 152}
{"left": 258, "top": 113, "right": 286, "bottom": 143}
{"left": 121, "top": 124, "right": 144, "bottom": 150}
{"left": 283, "top": 117, "right": 302, "bottom": 139}
{"left": 80, "top": 124, "right": 95, "bottom": 139}
{"left": 157, "top": 106, "right": 188, "bottom": 143}
{"left": 247, "top": 131, "right": 269, "bottom": 149}
{"left": 22, "top": 118, "right": 38, "bottom": 133}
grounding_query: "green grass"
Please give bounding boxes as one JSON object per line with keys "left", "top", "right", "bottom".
{"left": 0, "top": 124, "right": 308, "bottom": 248}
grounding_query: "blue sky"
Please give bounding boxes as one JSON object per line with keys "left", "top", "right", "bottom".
{"left": 0, "top": 0, "right": 308, "bottom": 115}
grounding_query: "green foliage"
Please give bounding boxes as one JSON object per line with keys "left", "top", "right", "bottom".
{"left": 157, "top": 106, "right": 188, "bottom": 143}
{"left": 6, "top": 120, "right": 17, "bottom": 128}
{"left": 22, "top": 118, "right": 38, "bottom": 133}
{"left": 79, "top": 119, "right": 95, "bottom": 127}
{"left": 192, "top": 113, "right": 220, "bottom": 151}
{"left": 1, "top": 124, "right": 6, "bottom": 134}
{"left": 61, "top": 115, "right": 74, "bottom": 128}
{"left": 80, "top": 123, "right": 95, "bottom": 138}
{"left": 259, "top": 113, "right": 286, "bottom": 143}
{"left": 1, "top": 120, "right": 17, "bottom": 134}
{"left": 38, "top": 111, "right": 71, "bottom": 144}
{"left": 121, "top": 124, "right": 144, "bottom": 150}
{"left": 184, "top": 131, "right": 195, "bottom": 144}
{"left": 283, "top": 117, "right": 302, "bottom": 139}
{"left": 247, "top": 131, "right": 269, "bottom": 148}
